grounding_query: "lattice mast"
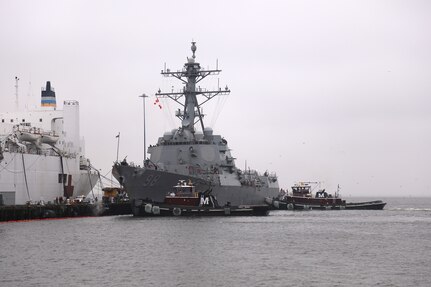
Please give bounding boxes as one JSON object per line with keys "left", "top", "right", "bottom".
{"left": 156, "top": 42, "right": 230, "bottom": 134}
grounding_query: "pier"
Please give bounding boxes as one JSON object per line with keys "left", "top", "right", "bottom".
{"left": 0, "top": 202, "right": 131, "bottom": 222}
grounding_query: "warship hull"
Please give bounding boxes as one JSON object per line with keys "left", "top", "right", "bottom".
{"left": 113, "top": 164, "right": 279, "bottom": 206}
{"left": 112, "top": 43, "right": 280, "bottom": 211}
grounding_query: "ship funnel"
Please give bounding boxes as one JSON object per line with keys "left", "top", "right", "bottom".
{"left": 41, "top": 81, "right": 56, "bottom": 108}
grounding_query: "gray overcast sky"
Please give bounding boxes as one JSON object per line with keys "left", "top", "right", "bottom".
{"left": 1, "top": 0, "right": 430, "bottom": 196}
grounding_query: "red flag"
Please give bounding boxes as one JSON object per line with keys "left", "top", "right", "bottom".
{"left": 154, "top": 98, "right": 162, "bottom": 109}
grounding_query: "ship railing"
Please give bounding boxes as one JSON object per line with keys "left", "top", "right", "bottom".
{"left": 41, "top": 130, "right": 58, "bottom": 137}
{"left": 3, "top": 143, "right": 59, "bottom": 156}
{"left": 64, "top": 100, "right": 79, "bottom": 106}
{"left": 159, "top": 140, "right": 210, "bottom": 146}
{"left": 16, "top": 125, "right": 47, "bottom": 135}
{"left": 60, "top": 152, "right": 78, "bottom": 159}
{"left": 172, "top": 141, "right": 207, "bottom": 145}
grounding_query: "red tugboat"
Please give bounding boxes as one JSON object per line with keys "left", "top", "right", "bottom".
{"left": 267, "top": 182, "right": 386, "bottom": 210}
{"left": 164, "top": 180, "right": 210, "bottom": 207}
{"left": 132, "top": 180, "right": 270, "bottom": 216}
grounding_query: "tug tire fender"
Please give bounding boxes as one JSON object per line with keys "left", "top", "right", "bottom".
{"left": 173, "top": 207, "right": 181, "bottom": 216}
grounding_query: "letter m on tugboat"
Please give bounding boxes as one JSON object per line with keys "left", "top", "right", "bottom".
{"left": 200, "top": 196, "right": 209, "bottom": 206}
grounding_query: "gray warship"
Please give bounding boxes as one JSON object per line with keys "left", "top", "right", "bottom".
{"left": 112, "top": 42, "right": 279, "bottom": 212}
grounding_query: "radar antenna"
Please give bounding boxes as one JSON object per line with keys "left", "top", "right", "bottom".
{"left": 155, "top": 42, "right": 230, "bottom": 134}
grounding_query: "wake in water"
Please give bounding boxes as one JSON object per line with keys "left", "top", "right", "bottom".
{"left": 390, "top": 207, "right": 431, "bottom": 212}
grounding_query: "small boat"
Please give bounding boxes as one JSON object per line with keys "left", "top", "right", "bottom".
{"left": 267, "top": 182, "right": 386, "bottom": 210}
{"left": 132, "top": 180, "right": 270, "bottom": 216}
{"left": 345, "top": 200, "right": 386, "bottom": 210}
{"left": 17, "top": 129, "right": 41, "bottom": 143}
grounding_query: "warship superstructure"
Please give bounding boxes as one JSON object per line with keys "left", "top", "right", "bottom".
{"left": 0, "top": 81, "right": 98, "bottom": 205}
{"left": 112, "top": 43, "right": 279, "bottom": 210}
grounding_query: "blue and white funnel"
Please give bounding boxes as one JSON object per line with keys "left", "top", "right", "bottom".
{"left": 41, "top": 81, "right": 56, "bottom": 108}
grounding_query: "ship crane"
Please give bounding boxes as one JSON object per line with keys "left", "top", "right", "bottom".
{"left": 155, "top": 42, "right": 230, "bottom": 134}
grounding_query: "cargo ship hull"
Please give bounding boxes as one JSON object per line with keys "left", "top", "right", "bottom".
{"left": 1, "top": 81, "right": 98, "bottom": 205}
{"left": 0, "top": 151, "right": 98, "bottom": 205}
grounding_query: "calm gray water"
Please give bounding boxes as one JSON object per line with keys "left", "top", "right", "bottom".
{"left": 1, "top": 197, "right": 431, "bottom": 287}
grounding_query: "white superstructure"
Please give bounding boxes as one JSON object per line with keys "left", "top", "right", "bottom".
{"left": 0, "top": 81, "right": 98, "bottom": 205}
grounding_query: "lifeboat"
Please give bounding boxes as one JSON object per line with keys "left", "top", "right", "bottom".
{"left": 40, "top": 133, "right": 59, "bottom": 145}
{"left": 18, "top": 131, "right": 41, "bottom": 143}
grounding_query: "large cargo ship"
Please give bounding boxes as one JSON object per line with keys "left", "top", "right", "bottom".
{"left": 113, "top": 42, "right": 279, "bottom": 211}
{"left": 0, "top": 80, "right": 98, "bottom": 205}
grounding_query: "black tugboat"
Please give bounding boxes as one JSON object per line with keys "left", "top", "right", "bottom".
{"left": 266, "top": 182, "right": 386, "bottom": 210}
{"left": 132, "top": 180, "right": 270, "bottom": 217}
